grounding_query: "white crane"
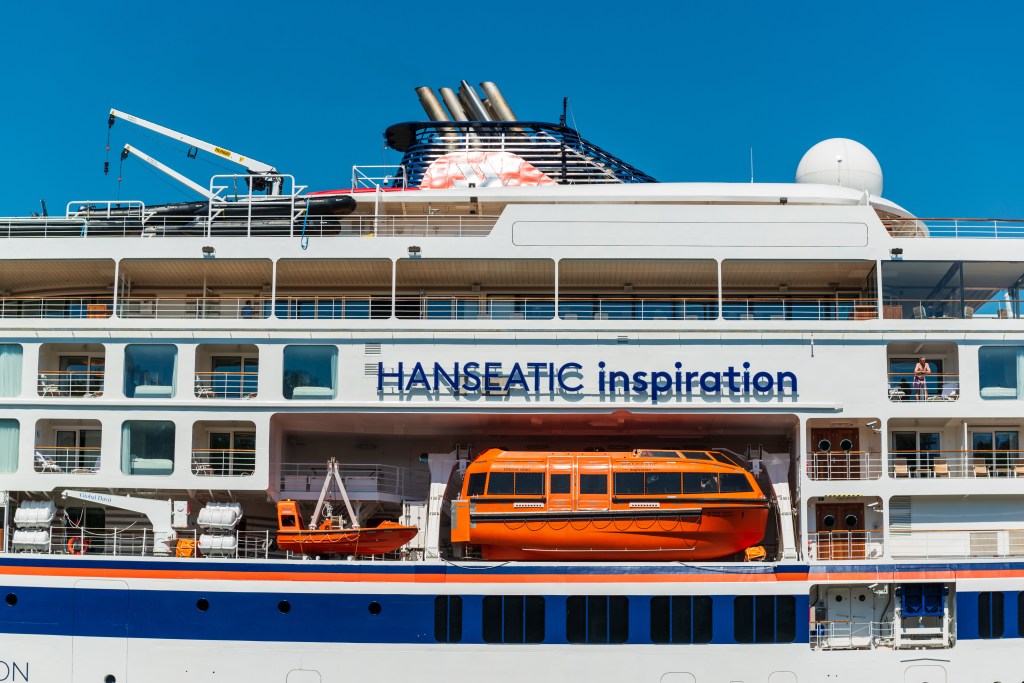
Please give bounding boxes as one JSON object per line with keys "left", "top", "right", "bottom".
{"left": 108, "top": 108, "right": 283, "bottom": 195}
{"left": 62, "top": 489, "right": 178, "bottom": 556}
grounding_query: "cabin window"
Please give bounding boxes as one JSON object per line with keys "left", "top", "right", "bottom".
{"left": 485, "top": 472, "right": 544, "bottom": 495}
{"left": 120, "top": 420, "right": 175, "bottom": 475}
{"left": 550, "top": 473, "right": 571, "bottom": 494}
{"left": 466, "top": 473, "right": 486, "bottom": 496}
{"left": 978, "top": 591, "right": 1004, "bottom": 639}
{"left": 979, "top": 346, "right": 1022, "bottom": 400}
{"left": 434, "top": 595, "right": 463, "bottom": 643}
{"left": 283, "top": 345, "right": 337, "bottom": 400}
{"left": 482, "top": 595, "right": 544, "bottom": 643}
{"left": 0, "top": 419, "right": 17, "bottom": 474}
{"left": 734, "top": 595, "right": 796, "bottom": 643}
{"left": 683, "top": 472, "right": 719, "bottom": 494}
{"left": 614, "top": 472, "right": 645, "bottom": 495}
{"left": 719, "top": 473, "right": 754, "bottom": 493}
{"left": 566, "top": 596, "right": 629, "bottom": 644}
{"left": 0, "top": 344, "right": 22, "bottom": 398}
{"left": 124, "top": 344, "right": 177, "bottom": 398}
{"left": 650, "top": 596, "right": 713, "bottom": 644}
{"left": 579, "top": 474, "right": 608, "bottom": 495}
{"left": 645, "top": 472, "right": 681, "bottom": 495}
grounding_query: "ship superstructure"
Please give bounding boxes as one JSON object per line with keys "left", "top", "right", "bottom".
{"left": 0, "top": 81, "right": 1022, "bottom": 682}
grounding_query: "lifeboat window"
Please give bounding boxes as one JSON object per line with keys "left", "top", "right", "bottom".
{"left": 645, "top": 472, "right": 682, "bottom": 495}
{"left": 640, "top": 450, "right": 682, "bottom": 458}
{"left": 579, "top": 474, "right": 608, "bottom": 495}
{"left": 650, "top": 595, "right": 713, "bottom": 644}
{"left": 550, "top": 474, "right": 571, "bottom": 494}
{"left": 482, "top": 595, "right": 545, "bottom": 644}
{"left": 719, "top": 473, "right": 754, "bottom": 493}
{"left": 681, "top": 451, "right": 713, "bottom": 461}
{"left": 466, "top": 473, "right": 487, "bottom": 496}
{"left": 614, "top": 472, "right": 645, "bottom": 495}
{"left": 434, "top": 595, "right": 463, "bottom": 643}
{"left": 515, "top": 472, "right": 544, "bottom": 495}
{"left": 487, "top": 472, "right": 515, "bottom": 495}
{"left": 566, "top": 595, "right": 629, "bottom": 644}
{"left": 734, "top": 595, "right": 796, "bottom": 644}
{"left": 683, "top": 472, "right": 719, "bottom": 494}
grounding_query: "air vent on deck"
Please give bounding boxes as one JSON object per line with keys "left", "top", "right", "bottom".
{"left": 364, "top": 363, "right": 378, "bottom": 376}
{"left": 365, "top": 343, "right": 382, "bottom": 355}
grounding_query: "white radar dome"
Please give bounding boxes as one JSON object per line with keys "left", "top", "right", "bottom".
{"left": 796, "top": 138, "right": 883, "bottom": 196}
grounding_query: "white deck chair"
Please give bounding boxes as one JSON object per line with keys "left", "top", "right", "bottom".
{"left": 34, "top": 452, "right": 61, "bottom": 473}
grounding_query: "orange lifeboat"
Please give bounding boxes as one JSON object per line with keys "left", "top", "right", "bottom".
{"left": 275, "top": 500, "right": 418, "bottom": 557}
{"left": 451, "top": 448, "right": 769, "bottom": 561}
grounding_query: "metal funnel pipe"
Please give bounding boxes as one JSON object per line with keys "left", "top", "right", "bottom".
{"left": 459, "top": 80, "right": 491, "bottom": 121}
{"left": 479, "top": 81, "right": 517, "bottom": 121}
{"left": 439, "top": 87, "right": 469, "bottom": 121}
{"left": 415, "top": 87, "right": 450, "bottom": 122}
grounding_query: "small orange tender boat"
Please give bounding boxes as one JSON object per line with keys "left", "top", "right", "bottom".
{"left": 451, "top": 448, "right": 769, "bottom": 561}
{"left": 276, "top": 500, "right": 418, "bottom": 556}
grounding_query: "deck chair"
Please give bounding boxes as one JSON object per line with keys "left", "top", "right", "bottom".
{"left": 194, "top": 379, "right": 215, "bottom": 398}
{"left": 34, "top": 452, "right": 61, "bottom": 473}
{"left": 974, "top": 464, "right": 990, "bottom": 477}
{"left": 933, "top": 459, "right": 949, "bottom": 477}
{"left": 893, "top": 459, "right": 910, "bottom": 477}
{"left": 964, "top": 306, "right": 974, "bottom": 318}
{"left": 912, "top": 305, "right": 927, "bottom": 319}
{"left": 39, "top": 374, "right": 61, "bottom": 396}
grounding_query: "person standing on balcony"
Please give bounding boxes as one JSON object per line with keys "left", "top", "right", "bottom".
{"left": 913, "top": 357, "right": 930, "bottom": 401}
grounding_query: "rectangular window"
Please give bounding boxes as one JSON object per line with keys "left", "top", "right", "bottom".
{"left": 614, "top": 472, "right": 645, "bottom": 495}
{"left": 124, "top": 344, "right": 177, "bottom": 398}
{"left": 466, "top": 473, "right": 486, "bottom": 496}
{"left": 515, "top": 472, "right": 544, "bottom": 495}
{"left": 644, "top": 472, "right": 681, "bottom": 495}
{"left": 121, "top": 420, "right": 175, "bottom": 475}
{"left": 0, "top": 344, "right": 22, "bottom": 398}
{"left": 1018, "top": 592, "right": 1024, "bottom": 637}
{"left": 566, "top": 596, "right": 629, "bottom": 644}
{"left": 434, "top": 595, "right": 462, "bottom": 643}
{"left": 486, "top": 472, "right": 514, "bottom": 495}
{"left": 683, "top": 472, "right": 719, "bottom": 494}
{"left": 734, "top": 595, "right": 797, "bottom": 644}
{"left": 978, "top": 591, "right": 1004, "bottom": 639}
{"left": 550, "top": 473, "right": 571, "bottom": 494}
{"left": 482, "top": 595, "right": 544, "bottom": 643}
{"left": 283, "top": 345, "right": 337, "bottom": 399}
{"left": 979, "top": 346, "right": 1021, "bottom": 399}
{"left": 579, "top": 474, "right": 607, "bottom": 495}
{"left": 719, "top": 473, "right": 754, "bottom": 493}
{"left": 650, "top": 595, "right": 713, "bottom": 644}
{"left": 0, "top": 419, "right": 18, "bottom": 474}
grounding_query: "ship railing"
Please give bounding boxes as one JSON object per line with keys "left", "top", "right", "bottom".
{"left": 0, "top": 298, "right": 113, "bottom": 319}
{"left": 37, "top": 369, "right": 105, "bottom": 397}
{"left": 48, "top": 527, "right": 196, "bottom": 557}
{"left": 194, "top": 371, "right": 258, "bottom": 399}
{"left": 805, "top": 451, "right": 883, "bottom": 480}
{"left": 191, "top": 449, "right": 256, "bottom": 476}
{"left": 273, "top": 295, "right": 390, "bottom": 320}
{"left": 558, "top": 297, "right": 718, "bottom": 321}
{"left": 882, "top": 296, "right": 1022, "bottom": 320}
{"left": 882, "top": 217, "right": 1024, "bottom": 239}
{"left": 342, "top": 213, "right": 497, "bottom": 237}
{"left": 810, "top": 620, "right": 894, "bottom": 650}
{"left": 351, "top": 165, "right": 408, "bottom": 190}
{"left": 889, "top": 528, "right": 1024, "bottom": 559}
{"left": 33, "top": 446, "right": 101, "bottom": 473}
{"left": 886, "top": 372, "right": 959, "bottom": 402}
{"left": 808, "top": 531, "right": 884, "bottom": 560}
{"left": 279, "top": 462, "right": 430, "bottom": 499}
{"left": 116, "top": 296, "right": 271, "bottom": 319}
{"left": 889, "top": 449, "right": 1023, "bottom": 479}
{"left": 721, "top": 297, "right": 878, "bottom": 321}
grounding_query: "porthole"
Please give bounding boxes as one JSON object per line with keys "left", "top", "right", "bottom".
{"left": 368, "top": 601, "right": 382, "bottom": 615}
{"left": 834, "top": 595, "right": 843, "bottom": 602}
{"left": 845, "top": 514, "right": 859, "bottom": 528}
{"left": 858, "top": 594, "right": 867, "bottom": 602}
{"left": 278, "top": 600, "right": 291, "bottom": 614}
{"left": 5, "top": 593, "right": 16, "bottom": 606}
{"left": 822, "top": 515, "right": 836, "bottom": 528}
{"left": 104, "top": 676, "right": 116, "bottom": 683}
{"left": 196, "top": 598, "right": 209, "bottom": 612}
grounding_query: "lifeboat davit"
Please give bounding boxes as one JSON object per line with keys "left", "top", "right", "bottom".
{"left": 450, "top": 448, "right": 769, "bottom": 561}
{"left": 275, "top": 500, "right": 418, "bottom": 557}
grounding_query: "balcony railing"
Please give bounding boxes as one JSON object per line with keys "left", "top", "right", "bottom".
{"left": 33, "top": 446, "right": 101, "bottom": 473}
{"left": 279, "top": 462, "right": 430, "bottom": 499}
{"left": 117, "top": 297, "right": 269, "bottom": 319}
{"left": 805, "top": 451, "right": 883, "bottom": 480}
{"left": 0, "top": 298, "right": 112, "bottom": 319}
{"left": 27, "top": 527, "right": 271, "bottom": 559}
{"left": 882, "top": 297, "right": 1022, "bottom": 320}
{"left": 37, "top": 370, "right": 105, "bottom": 397}
{"left": 559, "top": 297, "right": 717, "bottom": 321}
{"left": 887, "top": 371, "right": 959, "bottom": 402}
{"left": 810, "top": 620, "right": 894, "bottom": 650}
{"left": 194, "top": 372, "right": 258, "bottom": 399}
{"left": 889, "top": 449, "right": 1023, "bottom": 478}
{"left": 808, "top": 531, "right": 884, "bottom": 560}
{"left": 722, "top": 297, "right": 877, "bottom": 321}
{"left": 881, "top": 217, "right": 1024, "bottom": 239}
{"left": 890, "top": 528, "right": 1024, "bottom": 559}
{"left": 191, "top": 449, "right": 256, "bottom": 476}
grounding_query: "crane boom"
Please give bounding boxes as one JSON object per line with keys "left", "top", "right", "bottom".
{"left": 121, "top": 144, "right": 221, "bottom": 201}
{"left": 62, "top": 489, "right": 176, "bottom": 555}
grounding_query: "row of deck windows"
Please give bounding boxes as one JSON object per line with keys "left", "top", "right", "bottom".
{"left": 467, "top": 470, "right": 754, "bottom": 497}
{"left": 433, "top": 594, "right": 795, "bottom": 644}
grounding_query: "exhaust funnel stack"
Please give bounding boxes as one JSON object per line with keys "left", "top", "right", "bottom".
{"left": 415, "top": 87, "right": 450, "bottom": 122}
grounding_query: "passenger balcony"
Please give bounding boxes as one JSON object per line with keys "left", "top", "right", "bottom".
{"left": 558, "top": 296, "right": 716, "bottom": 321}
{"left": 37, "top": 369, "right": 105, "bottom": 397}
{"left": 0, "top": 297, "right": 112, "bottom": 319}
{"left": 190, "top": 448, "right": 256, "bottom": 477}
{"left": 889, "top": 528, "right": 1024, "bottom": 559}
{"left": 722, "top": 296, "right": 878, "bottom": 321}
{"left": 117, "top": 296, "right": 270, "bottom": 319}
{"left": 278, "top": 462, "right": 430, "bottom": 503}
{"left": 888, "top": 449, "right": 1023, "bottom": 478}
{"left": 33, "top": 446, "right": 101, "bottom": 474}
{"left": 887, "top": 372, "right": 959, "bottom": 402}
{"left": 806, "top": 450, "right": 882, "bottom": 480}
{"left": 808, "top": 531, "right": 884, "bottom": 560}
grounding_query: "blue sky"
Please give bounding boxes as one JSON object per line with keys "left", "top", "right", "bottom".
{"left": 1, "top": 1, "right": 1021, "bottom": 218}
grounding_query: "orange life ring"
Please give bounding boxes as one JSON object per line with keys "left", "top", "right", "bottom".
{"left": 67, "top": 537, "right": 90, "bottom": 555}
